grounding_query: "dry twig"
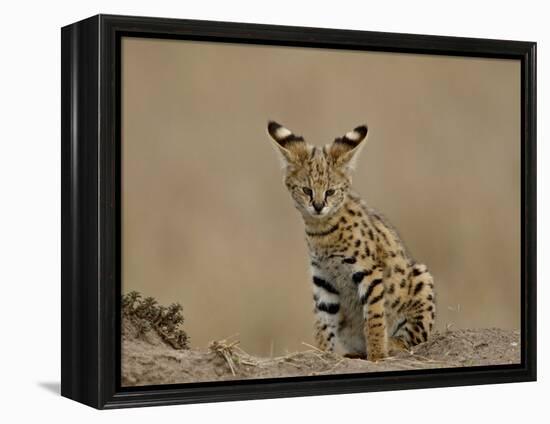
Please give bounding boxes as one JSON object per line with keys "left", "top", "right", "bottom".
{"left": 209, "top": 339, "right": 241, "bottom": 376}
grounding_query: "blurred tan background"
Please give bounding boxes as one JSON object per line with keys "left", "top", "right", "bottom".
{"left": 121, "top": 37, "right": 520, "bottom": 357}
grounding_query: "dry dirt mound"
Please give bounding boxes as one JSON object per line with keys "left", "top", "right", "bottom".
{"left": 122, "top": 317, "right": 520, "bottom": 387}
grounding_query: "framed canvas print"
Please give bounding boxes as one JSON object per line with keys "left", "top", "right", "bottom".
{"left": 61, "top": 14, "right": 536, "bottom": 409}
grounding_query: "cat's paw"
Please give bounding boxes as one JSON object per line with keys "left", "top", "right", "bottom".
{"left": 343, "top": 352, "right": 367, "bottom": 360}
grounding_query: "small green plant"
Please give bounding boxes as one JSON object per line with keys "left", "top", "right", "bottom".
{"left": 122, "top": 291, "right": 190, "bottom": 349}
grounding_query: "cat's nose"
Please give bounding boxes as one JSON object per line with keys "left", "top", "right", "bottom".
{"left": 313, "top": 202, "right": 325, "bottom": 213}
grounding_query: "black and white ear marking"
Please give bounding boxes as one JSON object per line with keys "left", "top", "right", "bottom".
{"left": 334, "top": 125, "right": 368, "bottom": 149}
{"left": 329, "top": 124, "right": 369, "bottom": 171}
{"left": 266, "top": 120, "right": 309, "bottom": 168}
{"left": 267, "top": 121, "right": 305, "bottom": 148}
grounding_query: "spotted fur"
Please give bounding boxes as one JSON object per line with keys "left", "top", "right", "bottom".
{"left": 267, "top": 121, "right": 436, "bottom": 361}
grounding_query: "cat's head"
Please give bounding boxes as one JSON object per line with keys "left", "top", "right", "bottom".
{"left": 266, "top": 121, "right": 368, "bottom": 220}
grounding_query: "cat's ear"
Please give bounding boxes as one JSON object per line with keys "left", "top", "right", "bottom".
{"left": 266, "top": 121, "right": 308, "bottom": 167}
{"left": 328, "top": 124, "right": 368, "bottom": 171}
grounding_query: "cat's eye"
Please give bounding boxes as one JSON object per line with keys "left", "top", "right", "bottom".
{"left": 302, "top": 187, "right": 313, "bottom": 196}
{"left": 325, "top": 189, "right": 335, "bottom": 197}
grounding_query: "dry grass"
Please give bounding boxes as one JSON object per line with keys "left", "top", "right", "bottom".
{"left": 122, "top": 291, "right": 189, "bottom": 350}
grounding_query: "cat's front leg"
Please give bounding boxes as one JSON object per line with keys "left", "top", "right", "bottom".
{"left": 311, "top": 272, "right": 343, "bottom": 353}
{"left": 353, "top": 265, "right": 388, "bottom": 361}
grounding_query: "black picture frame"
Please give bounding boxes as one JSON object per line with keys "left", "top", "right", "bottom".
{"left": 61, "top": 14, "right": 537, "bottom": 409}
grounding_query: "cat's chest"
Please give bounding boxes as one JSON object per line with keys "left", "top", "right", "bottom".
{"left": 310, "top": 252, "right": 355, "bottom": 291}
{"left": 310, "top": 255, "right": 363, "bottom": 331}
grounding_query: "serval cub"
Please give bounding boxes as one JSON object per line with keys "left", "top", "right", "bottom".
{"left": 266, "top": 121, "right": 435, "bottom": 361}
